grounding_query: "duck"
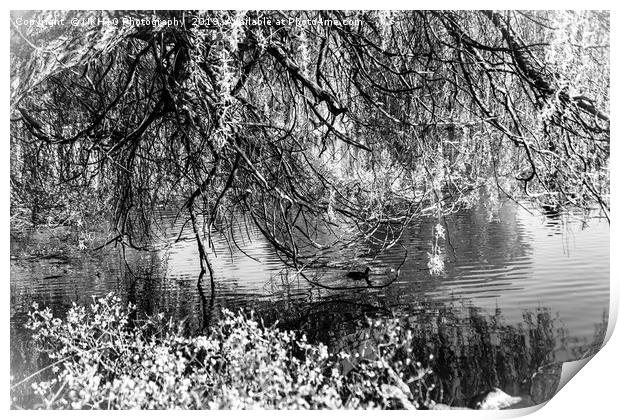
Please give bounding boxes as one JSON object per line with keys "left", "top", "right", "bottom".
{"left": 346, "top": 266, "right": 371, "bottom": 280}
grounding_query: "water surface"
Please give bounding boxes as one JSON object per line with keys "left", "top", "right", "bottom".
{"left": 10, "top": 199, "right": 609, "bottom": 407}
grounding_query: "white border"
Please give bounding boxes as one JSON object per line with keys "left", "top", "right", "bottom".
{"left": 3, "top": 3, "right": 617, "bottom": 419}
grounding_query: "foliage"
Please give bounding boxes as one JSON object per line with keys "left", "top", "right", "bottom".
{"left": 16, "top": 293, "right": 435, "bottom": 409}
{"left": 427, "top": 223, "right": 446, "bottom": 275}
{"left": 10, "top": 11, "right": 610, "bottom": 281}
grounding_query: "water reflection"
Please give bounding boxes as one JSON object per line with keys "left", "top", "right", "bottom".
{"left": 10, "top": 199, "right": 609, "bottom": 408}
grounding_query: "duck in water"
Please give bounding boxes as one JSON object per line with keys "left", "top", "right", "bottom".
{"left": 346, "top": 267, "right": 371, "bottom": 280}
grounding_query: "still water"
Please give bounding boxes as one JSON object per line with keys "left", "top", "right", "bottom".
{"left": 10, "top": 198, "right": 609, "bottom": 407}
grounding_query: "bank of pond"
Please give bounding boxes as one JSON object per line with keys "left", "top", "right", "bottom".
{"left": 12, "top": 293, "right": 542, "bottom": 410}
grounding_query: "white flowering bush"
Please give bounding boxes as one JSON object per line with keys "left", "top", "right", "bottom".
{"left": 17, "top": 293, "right": 433, "bottom": 409}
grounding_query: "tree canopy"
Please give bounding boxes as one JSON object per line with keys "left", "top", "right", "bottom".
{"left": 10, "top": 10, "right": 610, "bottom": 284}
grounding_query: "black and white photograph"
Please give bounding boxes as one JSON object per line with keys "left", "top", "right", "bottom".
{"left": 8, "top": 9, "right": 611, "bottom": 411}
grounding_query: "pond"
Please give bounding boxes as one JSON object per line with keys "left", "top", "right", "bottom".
{"left": 10, "top": 197, "right": 609, "bottom": 408}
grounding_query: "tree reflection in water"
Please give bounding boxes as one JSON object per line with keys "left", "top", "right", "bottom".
{"left": 263, "top": 296, "right": 608, "bottom": 408}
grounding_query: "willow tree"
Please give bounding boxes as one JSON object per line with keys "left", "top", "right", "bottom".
{"left": 10, "top": 10, "right": 610, "bottom": 288}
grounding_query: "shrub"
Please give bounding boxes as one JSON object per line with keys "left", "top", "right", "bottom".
{"left": 16, "top": 293, "right": 434, "bottom": 409}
